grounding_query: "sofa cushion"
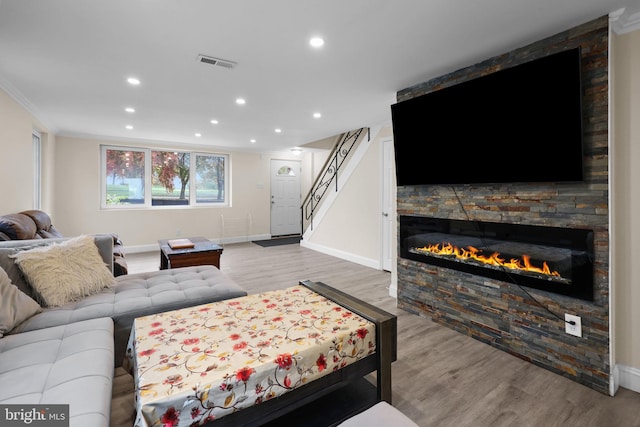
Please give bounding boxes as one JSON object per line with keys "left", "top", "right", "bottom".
{"left": 20, "top": 210, "right": 63, "bottom": 238}
{"left": 0, "top": 317, "right": 114, "bottom": 427}
{"left": 0, "top": 267, "right": 41, "bottom": 337}
{"left": 0, "top": 213, "right": 37, "bottom": 240}
{"left": 10, "top": 265, "right": 247, "bottom": 364}
{"left": 11, "top": 235, "right": 116, "bottom": 307}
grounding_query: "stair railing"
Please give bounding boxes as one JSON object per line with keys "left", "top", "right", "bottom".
{"left": 301, "top": 127, "right": 369, "bottom": 235}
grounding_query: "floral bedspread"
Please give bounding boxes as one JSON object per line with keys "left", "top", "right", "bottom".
{"left": 125, "top": 284, "right": 376, "bottom": 426}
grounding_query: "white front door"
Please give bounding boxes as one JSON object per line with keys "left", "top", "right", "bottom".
{"left": 270, "top": 159, "right": 301, "bottom": 236}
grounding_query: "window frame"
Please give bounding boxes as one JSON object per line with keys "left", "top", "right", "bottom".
{"left": 101, "top": 145, "right": 230, "bottom": 209}
{"left": 32, "top": 130, "right": 41, "bottom": 209}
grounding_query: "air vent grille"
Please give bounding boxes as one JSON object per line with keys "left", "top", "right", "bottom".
{"left": 197, "top": 54, "right": 237, "bottom": 69}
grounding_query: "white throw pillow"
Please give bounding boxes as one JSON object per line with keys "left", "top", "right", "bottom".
{"left": 0, "top": 266, "right": 41, "bottom": 337}
{"left": 11, "top": 235, "right": 116, "bottom": 307}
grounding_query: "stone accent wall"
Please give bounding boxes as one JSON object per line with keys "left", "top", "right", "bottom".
{"left": 395, "top": 16, "right": 610, "bottom": 394}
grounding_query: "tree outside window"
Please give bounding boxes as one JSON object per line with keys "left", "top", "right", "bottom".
{"left": 152, "top": 150, "right": 190, "bottom": 206}
{"left": 105, "top": 149, "right": 145, "bottom": 205}
{"left": 195, "top": 154, "right": 225, "bottom": 203}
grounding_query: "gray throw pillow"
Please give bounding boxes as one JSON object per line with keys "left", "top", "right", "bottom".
{"left": 0, "top": 266, "right": 42, "bottom": 337}
{"left": 0, "top": 247, "right": 33, "bottom": 298}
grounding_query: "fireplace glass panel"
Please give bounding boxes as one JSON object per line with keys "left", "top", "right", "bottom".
{"left": 400, "top": 216, "right": 594, "bottom": 301}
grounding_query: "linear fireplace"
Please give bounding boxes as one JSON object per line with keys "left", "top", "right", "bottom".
{"left": 400, "top": 216, "right": 594, "bottom": 301}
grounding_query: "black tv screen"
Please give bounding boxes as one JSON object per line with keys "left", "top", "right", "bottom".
{"left": 391, "top": 47, "right": 584, "bottom": 186}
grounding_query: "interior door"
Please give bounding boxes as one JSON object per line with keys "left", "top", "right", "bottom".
{"left": 382, "top": 139, "right": 395, "bottom": 272}
{"left": 270, "top": 159, "right": 301, "bottom": 236}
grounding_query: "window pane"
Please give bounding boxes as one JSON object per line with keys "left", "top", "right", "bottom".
{"left": 151, "top": 151, "right": 190, "bottom": 206}
{"left": 195, "top": 154, "right": 226, "bottom": 203}
{"left": 277, "top": 165, "right": 296, "bottom": 176}
{"left": 105, "top": 149, "right": 145, "bottom": 205}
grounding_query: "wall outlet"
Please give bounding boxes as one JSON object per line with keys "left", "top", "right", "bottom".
{"left": 176, "top": 229, "right": 182, "bottom": 237}
{"left": 565, "top": 314, "right": 582, "bottom": 337}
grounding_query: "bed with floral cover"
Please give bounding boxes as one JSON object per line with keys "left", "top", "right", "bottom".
{"left": 124, "top": 280, "right": 397, "bottom": 426}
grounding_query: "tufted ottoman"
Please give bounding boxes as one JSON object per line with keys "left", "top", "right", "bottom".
{"left": 9, "top": 265, "right": 247, "bottom": 364}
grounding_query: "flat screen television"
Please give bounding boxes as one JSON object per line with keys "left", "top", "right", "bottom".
{"left": 391, "top": 47, "right": 584, "bottom": 186}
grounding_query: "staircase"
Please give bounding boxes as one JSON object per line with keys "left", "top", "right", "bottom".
{"left": 301, "top": 127, "right": 370, "bottom": 237}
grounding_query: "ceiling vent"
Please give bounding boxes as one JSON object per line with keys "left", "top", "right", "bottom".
{"left": 197, "top": 54, "right": 237, "bottom": 69}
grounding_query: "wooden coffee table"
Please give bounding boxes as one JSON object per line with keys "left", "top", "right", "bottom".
{"left": 158, "top": 236, "right": 223, "bottom": 270}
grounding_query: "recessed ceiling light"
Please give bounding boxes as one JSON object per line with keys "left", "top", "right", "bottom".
{"left": 195, "top": 133, "right": 202, "bottom": 137}
{"left": 313, "top": 112, "right": 322, "bottom": 119}
{"left": 309, "top": 37, "right": 324, "bottom": 48}
{"left": 127, "top": 77, "right": 140, "bottom": 85}
{"left": 274, "top": 128, "right": 282, "bottom": 133}
{"left": 250, "top": 139, "right": 256, "bottom": 144}
{"left": 210, "top": 119, "right": 219, "bottom": 124}
{"left": 236, "top": 98, "right": 246, "bottom": 105}
{"left": 125, "top": 107, "right": 135, "bottom": 113}
{"left": 125, "top": 125, "right": 133, "bottom": 130}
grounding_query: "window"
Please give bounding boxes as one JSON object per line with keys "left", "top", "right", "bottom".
{"left": 195, "top": 153, "right": 226, "bottom": 203}
{"left": 277, "top": 165, "right": 296, "bottom": 176}
{"left": 152, "top": 150, "right": 190, "bottom": 206}
{"left": 32, "top": 131, "right": 41, "bottom": 209}
{"left": 101, "top": 146, "right": 229, "bottom": 208}
{"left": 104, "top": 148, "right": 146, "bottom": 205}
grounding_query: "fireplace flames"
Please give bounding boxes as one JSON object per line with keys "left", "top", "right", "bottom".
{"left": 412, "top": 242, "right": 561, "bottom": 278}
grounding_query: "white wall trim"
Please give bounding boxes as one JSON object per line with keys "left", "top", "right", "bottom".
{"left": 611, "top": 6, "right": 640, "bottom": 35}
{"left": 607, "top": 16, "right": 616, "bottom": 398}
{"left": 123, "top": 233, "right": 269, "bottom": 254}
{"left": 388, "top": 282, "right": 397, "bottom": 299}
{"left": 300, "top": 239, "right": 380, "bottom": 270}
{"left": 0, "top": 73, "right": 57, "bottom": 133}
{"left": 615, "top": 364, "right": 640, "bottom": 394}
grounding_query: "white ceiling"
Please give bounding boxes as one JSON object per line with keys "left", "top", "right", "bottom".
{"left": 0, "top": 0, "right": 635, "bottom": 152}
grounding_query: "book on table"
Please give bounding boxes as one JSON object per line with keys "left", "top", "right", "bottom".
{"left": 167, "top": 238, "right": 195, "bottom": 249}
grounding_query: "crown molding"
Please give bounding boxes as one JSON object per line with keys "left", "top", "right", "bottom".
{"left": 610, "top": 5, "right": 640, "bottom": 35}
{"left": 0, "top": 73, "right": 58, "bottom": 133}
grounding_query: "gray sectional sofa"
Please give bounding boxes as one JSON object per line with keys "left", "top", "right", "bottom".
{"left": 0, "top": 235, "right": 247, "bottom": 427}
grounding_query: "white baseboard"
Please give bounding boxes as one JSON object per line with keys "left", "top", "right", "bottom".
{"left": 124, "top": 243, "right": 159, "bottom": 254}
{"left": 300, "top": 239, "right": 380, "bottom": 270}
{"left": 388, "top": 282, "right": 397, "bottom": 299}
{"left": 123, "top": 233, "right": 270, "bottom": 254}
{"left": 615, "top": 363, "right": 640, "bottom": 395}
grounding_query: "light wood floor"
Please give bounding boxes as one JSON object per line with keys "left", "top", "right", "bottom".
{"left": 111, "top": 242, "right": 640, "bottom": 427}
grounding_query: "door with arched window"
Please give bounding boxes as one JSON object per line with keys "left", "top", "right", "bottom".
{"left": 270, "top": 159, "right": 301, "bottom": 236}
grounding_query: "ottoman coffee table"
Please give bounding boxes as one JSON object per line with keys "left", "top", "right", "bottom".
{"left": 158, "top": 236, "right": 223, "bottom": 269}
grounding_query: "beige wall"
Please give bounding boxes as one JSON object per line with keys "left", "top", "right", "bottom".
{"left": 612, "top": 28, "right": 640, "bottom": 373}
{"left": 304, "top": 126, "right": 392, "bottom": 268}
{"left": 0, "top": 89, "right": 54, "bottom": 213}
{"left": 51, "top": 135, "right": 309, "bottom": 249}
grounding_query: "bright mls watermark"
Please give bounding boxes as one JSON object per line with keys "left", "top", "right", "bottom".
{"left": 1, "top": 405, "right": 69, "bottom": 426}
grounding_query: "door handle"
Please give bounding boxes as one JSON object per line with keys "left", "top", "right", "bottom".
{"left": 382, "top": 212, "right": 389, "bottom": 217}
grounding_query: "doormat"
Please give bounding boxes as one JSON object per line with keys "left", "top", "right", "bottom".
{"left": 252, "top": 236, "right": 301, "bottom": 247}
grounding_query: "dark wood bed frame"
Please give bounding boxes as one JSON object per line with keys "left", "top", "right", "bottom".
{"left": 208, "top": 280, "right": 398, "bottom": 426}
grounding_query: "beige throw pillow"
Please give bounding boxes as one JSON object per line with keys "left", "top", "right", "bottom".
{"left": 11, "top": 235, "right": 116, "bottom": 307}
{"left": 0, "top": 267, "right": 42, "bottom": 337}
